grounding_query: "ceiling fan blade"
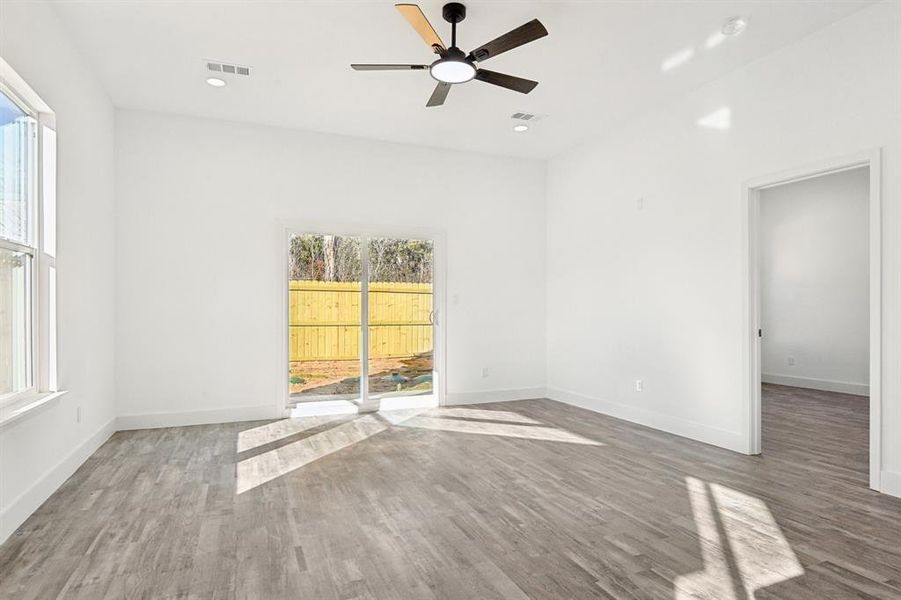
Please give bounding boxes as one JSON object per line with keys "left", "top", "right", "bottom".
{"left": 475, "top": 69, "right": 538, "bottom": 94}
{"left": 426, "top": 82, "right": 451, "bottom": 107}
{"left": 468, "top": 19, "right": 548, "bottom": 62}
{"left": 351, "top": 64, "right": 429, "bottom": 71}
{"left": 395, "top": 4, "right": 446, "bottom": 54}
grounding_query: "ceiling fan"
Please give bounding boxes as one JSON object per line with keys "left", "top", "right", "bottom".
{"left": 351, "top": 3, "right": 548, "bottom": 107}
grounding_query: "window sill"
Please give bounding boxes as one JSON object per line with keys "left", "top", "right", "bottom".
{"left": 0, "top": 391, "right": 68, "bottom": 430}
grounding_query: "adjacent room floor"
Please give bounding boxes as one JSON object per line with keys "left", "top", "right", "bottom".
{"left": 1, "top": 385, "right": 898, "bottom": 599}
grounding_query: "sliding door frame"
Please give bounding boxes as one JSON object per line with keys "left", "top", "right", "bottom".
{"left": 279, "top": 222, "right": 447, "bottom": 414}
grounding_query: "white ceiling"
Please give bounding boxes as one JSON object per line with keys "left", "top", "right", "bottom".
{"left": 50, "top": 0, "right": 872, "bottom": 159}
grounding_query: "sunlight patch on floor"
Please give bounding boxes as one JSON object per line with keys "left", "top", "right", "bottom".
{"left": 237, "top": 415, "right": 344, "bottom": 453}
{"left": 376, "top": 407, "right": 428, "bottom": 426}
{"left": 434, "top": 407, "right": 542, "bottom": 424}
{"left": 236, "top": 414, "right": 386, "bottom": 494}
{"left": 674, "top": 476, "right": 803, "bottom": 599}
{"left": 395, "top": 414, "right": 602, "bottom": 445}
{"left": 236, "top": 405, "right": 600, "bottom": 494}
{"left": 371, "top": 394, "right": 438, "bottom": 410}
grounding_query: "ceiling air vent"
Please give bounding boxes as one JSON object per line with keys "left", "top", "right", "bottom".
{"left": 511, "top": 112, "right": 545, "bottom": 122}
{"left": 205, "top": 60, "right": 251, "bottom": 77}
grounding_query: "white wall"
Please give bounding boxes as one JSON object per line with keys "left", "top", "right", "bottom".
{"left": 546, "top": 1, "right": 901, "bottom": 493}
{"left": 114, "top": 110, "right": 547, "bottom": 425}
{"left": 0, "top": 1, "right": 117, "bottom": 541}
{"left": 760, "top": 168, "right": 869, "bottom": 395}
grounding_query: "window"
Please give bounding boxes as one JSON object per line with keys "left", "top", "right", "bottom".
{"left": 0, "top": 79, "right": 57, "bottom": 404}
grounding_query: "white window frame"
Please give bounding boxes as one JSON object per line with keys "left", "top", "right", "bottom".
{"left": 0, "top": 74, "right": 60, "bottom": 416}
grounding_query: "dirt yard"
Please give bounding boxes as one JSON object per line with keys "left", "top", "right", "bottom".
{"left": 289, "top": 352, "right": 432, "bottom": 396}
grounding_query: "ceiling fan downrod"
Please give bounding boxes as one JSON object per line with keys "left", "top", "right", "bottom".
{"left": 443, "top": 2, "right": 466, "bottom": 49}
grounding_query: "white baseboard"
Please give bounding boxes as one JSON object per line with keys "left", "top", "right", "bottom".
{"left": 546, "top": 386, "right": 747, "bottom": 454}
{"left": 117, "top": 404, "right": 281, "bottom": 430}
{"left": 0, "top": 417, "right": 116, "bottom": 544}
{"left": 444, "top": 387, "right": 546, "bottom": 406}
{"left": 880, "top": 470, "right": 901, "bottom": 499}
{"left": 762, "top": 373, "right": 869, "bottom": 396}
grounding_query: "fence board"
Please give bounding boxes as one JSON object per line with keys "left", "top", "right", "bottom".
{"left": 289, "top": 280, "right": 432, "bottom": 361}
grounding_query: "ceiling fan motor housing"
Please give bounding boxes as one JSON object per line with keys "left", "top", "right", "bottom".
{"left": 443, "top": 3, "right": 466, "bottom": 24}
{"left": 437, "top": 47, "right": 469, "bottom": 63}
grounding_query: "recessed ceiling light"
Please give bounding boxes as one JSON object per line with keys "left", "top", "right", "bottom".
{"left": 206, "top": 77, "right": 227, "bottom": 88}
{"left": 513, "top": 124, "right": 529, "bottom": 133}
{"left": 722, "top": 16, "right": 748, "bottom": 37}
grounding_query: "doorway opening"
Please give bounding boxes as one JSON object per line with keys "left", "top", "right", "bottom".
{"left": 286, "top": 233, "right": 439, "bottom": 414}
{"left": 744, "top": 150, "right": 881, "bottom": 492}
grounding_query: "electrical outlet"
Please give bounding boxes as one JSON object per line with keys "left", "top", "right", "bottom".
{"left": 787, "top": 356, "right": 795, "bottom": 367}
{"left": 637, "top": 197, "right": 645, "bottom": 211}
{"left": 635, "top": 379, "right": 643, "bottom": 392}
{"left": 76, "top": 406, "right": 82, "bottom": 423}
{"left": 481, "top": 367, "right": 489, "bottom": 378}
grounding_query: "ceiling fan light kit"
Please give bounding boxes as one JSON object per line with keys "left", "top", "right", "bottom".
{"left": 351, "top": 2, "right": 548, "bottom": 107}
{"left": 431, "top": 48, "right": 476, "bottom": 84}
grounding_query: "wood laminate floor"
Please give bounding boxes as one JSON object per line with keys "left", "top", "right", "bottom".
{"left": 1, "top": 385, "right": 900, "bottom": 599}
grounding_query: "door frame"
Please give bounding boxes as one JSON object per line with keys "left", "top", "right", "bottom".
{"left": 279, "top": 222, "right": 447, "bottom": 414}
{"left": 741, "top": 148, "right": 882, "bottom": 491}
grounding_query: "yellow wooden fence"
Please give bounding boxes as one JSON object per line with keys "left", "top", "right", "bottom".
{"left": 289, "top": 280, "right": 432, "bottom": 361}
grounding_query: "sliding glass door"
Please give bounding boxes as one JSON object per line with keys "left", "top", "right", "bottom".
{"left": 288, "top": 234, "right": 362, "bottom": 401}
{"left": 367, "top": 237, "right": 433, "bottom": 401}
{"left": 287, "top": 233, "right": 435, "bottom": 408}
